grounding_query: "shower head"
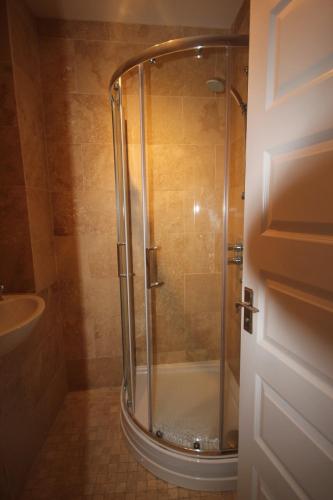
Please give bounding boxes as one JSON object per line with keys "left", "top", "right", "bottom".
{"left": 206, "top": 78, "right": 225, "bottom": 93}
{"left": 206, "top": 78, "right": 247, "bottom": 116}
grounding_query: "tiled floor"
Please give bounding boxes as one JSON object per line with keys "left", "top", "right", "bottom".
{"left": 21, "top": 388, "right": 236, "bottom": 500}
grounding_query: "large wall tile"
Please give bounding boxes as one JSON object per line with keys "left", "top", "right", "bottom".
{"left": 47, "top": 142, "right": 84, "bottom": 192}
{"left": 147, "top": 145, "right": 186, "bottom": 191}
{"left": 0, "top": 238, "right": 34, "bottom": 292}
{"left": 0, "top": 125, "right": 24, "bottom": 186}
{"left": 75, "top": 40, "right": 147, "bottom": 94}
{"left": 26, "top": 188, "right": 53, "bottom": 241}
{"left": 44, "top": 93, "right": 113, "bottom": 144}
{"left": 0, "top": 186, "right": 30, "bottom": 242}
{"left": 147, "top": 144, "right": 215, "bottom": 192}
{"left": 84, "top": 232, "right": 118, "bottom": 279}
{"left": 185, "top": 312, "right": 220, "bottom": 357}
{"left": 182, "top": 25, "right": 228, "bottom": 37}
{"left": 183, "top": 232, "right": 215, "bottom": 274}
{"left": 145, "top": 53, "right": 185, "bottom": 96}
{"left": 54, "top": 235, "right": 86, "bottom": 281}
{"left": 31, "top": 236, "right": 57, "bottom": 292}
{"left": 66, "top": 357, "right": 122, "bottom": 390}
{"left": 94, "top": 314, "right": 122, "bottom": 358}
{"left": 184, "top": 189, "right": 223, "bottom": 233}
{"left": 37, "top": 18, "right": 109, "bottom": 41}
{"left": 52, "top": 191, "right": 76, "bottom": 236}
{"left": 108, "top": 22, "right": 183, "bottom": 45}
{"left": 82, "top": 143, "right": 114, "bottom": 191}
{"left": 39, "top": 37, "right": 77, "bottom": 93}
{"left": 154, "top": 233, "right": 185, "bottom": 281}
{"left": 183, "top": 96, "right": 225, "bottom": 145}
{"left": 145, "top": 96, "right": 183, "bottom": 144}
{"left": 153, "top": 312, "right": 185, "bottom": 353}
{"left": 75, "top": 188, "right": 117, "bottom": 235}
{"left": 0, "top": 0, "right": 10, "bottom": 62}
{"left": 0, "top": 62, "right": 17, "bottom": 126}
{"left": 151, "top": 190, "right": 184, "bottom": 238}
{"left": 215, "top": 143, "right": 226, "bottom": 188}
{"left": 8, "top": 0, "right": 39, "bottom": 79}
{"left": 14, "top": 66, "right": 47, "bottom": 188}
{"left": 185, "top": 273, "right": 222, "bottom": 314}
{"left": 0, "top": 179, "right": 33, "bottom": 293}
{"left": 53, "top": 188, "right": 116, "bottom": 238}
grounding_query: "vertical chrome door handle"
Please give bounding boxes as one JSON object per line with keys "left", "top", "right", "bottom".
{"left": 146, "top": 246, "right": 164, "bottom": 289}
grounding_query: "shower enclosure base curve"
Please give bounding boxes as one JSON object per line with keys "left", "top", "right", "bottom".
{"left": 120, "top": 394, "right": 238, "bottom": 491}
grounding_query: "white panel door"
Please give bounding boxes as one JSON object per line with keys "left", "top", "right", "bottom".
{"left": 238, "top": 1, "right": 333, "bottom": 499}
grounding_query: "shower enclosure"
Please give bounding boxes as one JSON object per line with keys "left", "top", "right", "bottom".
{"left": 110, "top": 35, "right": 249, "bottom": 490}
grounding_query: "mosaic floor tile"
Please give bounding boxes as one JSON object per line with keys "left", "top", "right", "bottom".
{"left": 21, "top": 388, "right": 236, "bottom": 500}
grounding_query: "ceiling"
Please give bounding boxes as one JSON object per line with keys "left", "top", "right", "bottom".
{"left": 25, "top": 0, "right": 243, "bottom": 29}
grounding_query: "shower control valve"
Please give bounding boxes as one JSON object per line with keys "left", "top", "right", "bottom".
{"left": 227, "top": 242, "right": 243, "bottom": 265}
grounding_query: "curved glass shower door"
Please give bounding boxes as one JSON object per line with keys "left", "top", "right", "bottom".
{"left": 143, "top": 48, "right": 227, "bottom": 451}
{"left": 111, "top": 39, "right": 248, "bottom": 455}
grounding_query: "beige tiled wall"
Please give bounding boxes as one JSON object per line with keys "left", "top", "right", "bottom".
{"left": 38, "top": 16, "right": 228, "bottom": 384}
{"left": 0, "top": 284, "right": 67, "bottom": 499}
{"left": 0, "top": 2, "right": 67, "bottom": 498}
{"left": 232, "top": 0, "right": 250, "bottom": 35}
{"left": 9, "top": 0, "right": 57, "bottom": 292}
{"left": 0, "top": 0, "right": 34, "bottom": 292}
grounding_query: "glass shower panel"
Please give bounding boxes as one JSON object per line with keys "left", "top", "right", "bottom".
{"left": 222, "top": 46, "right": 248, "bottom": 450}
{"left": 121, "top": 67, "right": 150, "bottom": 427}
{"left": 111, "top": 81, "right": 135, "bottom": 412}
{"left": 143, "top": 47, "right": 227, "bottom": 451}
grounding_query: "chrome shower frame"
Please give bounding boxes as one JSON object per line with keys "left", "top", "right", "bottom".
{"left": 110, "top": 34, "right": 249, "bottom": 461}
{"left": 109, "top": 34, "right": 248, "bottom": 88}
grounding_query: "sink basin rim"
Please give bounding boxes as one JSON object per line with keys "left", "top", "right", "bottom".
{"left": 0, "top": 294, "right": 45, "bottom": 338}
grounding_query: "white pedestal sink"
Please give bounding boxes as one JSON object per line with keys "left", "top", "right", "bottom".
{"left": 0, "top": 294, "right": 45, "bottom": 357}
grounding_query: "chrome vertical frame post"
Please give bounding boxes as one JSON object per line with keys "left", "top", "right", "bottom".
{"left": 118, "top": 76, "right": 136, "bottom": 412}
{"left": 219, "top": 46, "right": 232, "bottom": 450}
{"left": 139, "top": 64, "right": 153, "bottom": 432}
{"left": 111, "top": 85, "right": 127, "bottom": 383}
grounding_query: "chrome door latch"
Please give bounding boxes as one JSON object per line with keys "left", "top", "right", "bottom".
{"left": 236, "top": 287, "right": 259, "bottom": 334}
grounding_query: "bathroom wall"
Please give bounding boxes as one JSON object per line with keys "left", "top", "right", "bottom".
{"left": 0, "top": 1, "right": 67, "bottom": 498}
{"left": 0, "top": 0, "right": 34, "bottom": 292}
{"left": 9, "top": 0, "right": 57, "bottom": 292}
{"left": 38, "top": 17, "right": 228, "bottom": 387}
{"left": 232, "top": 0, "right": 250, "bottom": 35}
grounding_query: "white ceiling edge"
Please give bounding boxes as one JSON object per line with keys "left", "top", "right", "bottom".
{"left": 25, "top": 0, "right": 243, "bottom": 29}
